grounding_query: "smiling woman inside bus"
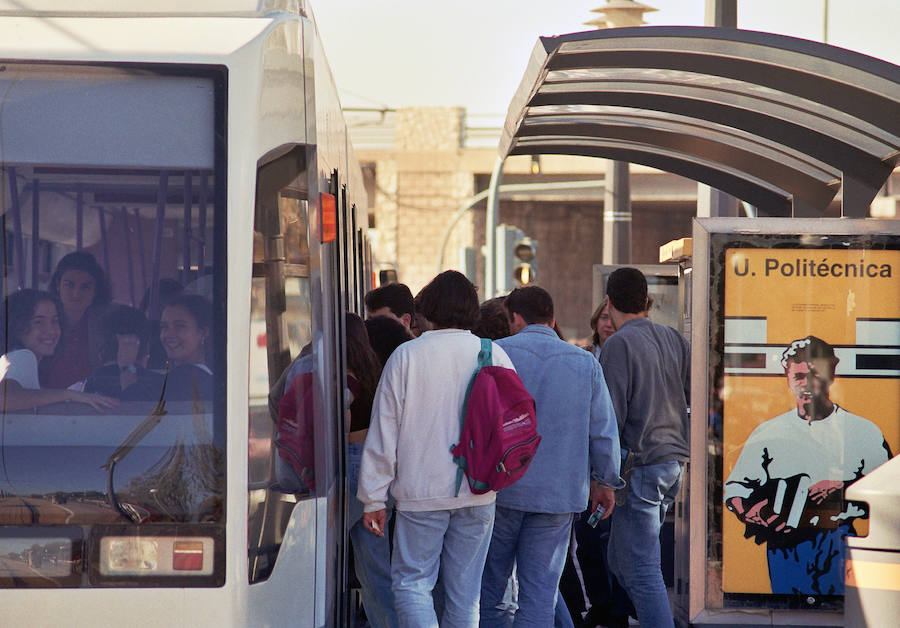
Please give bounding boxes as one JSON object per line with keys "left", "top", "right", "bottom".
{"left": 159, "top": 293, "right": 213, "bottom": 404}
{"left": 0, "top": 289, "right": 118, "bottom": 412}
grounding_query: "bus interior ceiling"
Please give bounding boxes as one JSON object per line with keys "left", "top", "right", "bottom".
{"left": 2, "top": 165, "right": 214, "bottom": 305}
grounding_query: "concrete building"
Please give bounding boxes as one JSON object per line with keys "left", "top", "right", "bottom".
{"left": 351, "top": 106, "right": 698, "bottom": 339}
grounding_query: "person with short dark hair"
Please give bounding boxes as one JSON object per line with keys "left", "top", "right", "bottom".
{"left": 480, "top": 285, "right": 622, "bottom": 627}
{"left": 83, "top": 305, "right": 164, "bottom": 400}
{"left": 365, "top": 283, "right": 415, "bottom": 332}
{"left": 503, "top": 285, "right": 554, "bottom": 330}
{"left": 358, "top": 270, "right": 514, "bottom": 627}
{"left": 599, "top": 268, "right": 690, "bottom": 628}
{"left": 724, "top": 335, "right": 890, "bottom": 596}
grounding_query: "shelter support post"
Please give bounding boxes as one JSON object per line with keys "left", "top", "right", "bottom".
{"left": 697, "top": 184, "right": 740, "bottom": 218}
{"left": 602, "top": 160, "right": 631, "bottom": 264}
{"left": 841, "top": 174, "right": 882, "bottom": 218}
{"left": 705, "top": 0, "right": 737, "bottom": 27}
{"left": 485, "top": 156, "right": 504, "bottom": 298}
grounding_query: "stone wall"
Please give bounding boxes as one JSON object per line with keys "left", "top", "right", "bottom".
{"left": 367, "top": 107, "right": 477, "bottom": 293}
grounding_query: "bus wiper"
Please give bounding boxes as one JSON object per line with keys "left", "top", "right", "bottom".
{"left": 103, "top": 372, "right": 168, "bottom": 523}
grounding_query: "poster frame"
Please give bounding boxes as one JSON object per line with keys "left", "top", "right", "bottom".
{"left": 687, "top": 217, "right": 900, "bottom": 626}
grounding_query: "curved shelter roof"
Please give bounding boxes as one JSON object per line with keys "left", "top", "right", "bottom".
{"left": 499, "top": 26, "right": 900, "bottom": 217}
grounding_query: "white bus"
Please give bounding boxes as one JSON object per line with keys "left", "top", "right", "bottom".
{"left": 0, "top": 1, "right": 371, "bottom": 625}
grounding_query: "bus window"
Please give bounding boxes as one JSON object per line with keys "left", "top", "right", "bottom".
{"left": 0, "top": 63, "right": 226, "bottom": 588}
{"left": 248, "top": 146, "right": 314, "bottom": 583}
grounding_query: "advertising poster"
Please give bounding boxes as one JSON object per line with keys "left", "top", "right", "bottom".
{"left": 721, "top": 247, "right": 900, "bottom": 597}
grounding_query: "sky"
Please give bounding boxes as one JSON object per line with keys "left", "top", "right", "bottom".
{"left": 312, "top": 0, "right": 900, "bottom": 118}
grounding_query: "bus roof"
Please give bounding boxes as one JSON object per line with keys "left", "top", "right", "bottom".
{"left": 0, "top": 0, "right": 309, "bottom": 18}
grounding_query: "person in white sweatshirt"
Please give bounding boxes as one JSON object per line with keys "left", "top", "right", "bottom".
{"left": 358, "top": 270, "right": 515, "bottom": 628}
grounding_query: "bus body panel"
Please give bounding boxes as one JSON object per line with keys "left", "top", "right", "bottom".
{"left": 0, "top": 5, "right": 365, "bottom": 626}
{"left": 0, "top": 0, "right": 311, "bottom": 18}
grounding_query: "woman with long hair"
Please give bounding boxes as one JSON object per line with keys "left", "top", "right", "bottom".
{"left": 346, "top": 312, "right": 382, "bottom": 444}
{"left": 0, "top": 289, "right": 117, "bottom": 412}
{"left": 345, "top": 312, "right": 399, "bottom": 628}
{"left": 40, "top": 251, "right": 112, "bottom": 389}
{"left": 587, "top": 296, "right": 616, "bottom": 360}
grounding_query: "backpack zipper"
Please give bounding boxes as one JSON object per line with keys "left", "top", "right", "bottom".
{"left": 496, "top": 434, "right": 540, "bottom": 474}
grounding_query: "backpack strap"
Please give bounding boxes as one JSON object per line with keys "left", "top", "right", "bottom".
{"left": 478, "top": 337, "right": 492, "bottom": 367}
{"left": 453, "top": 338, "right": 494, "bottom": 496}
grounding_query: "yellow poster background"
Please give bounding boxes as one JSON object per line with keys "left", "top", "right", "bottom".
{"left": 722, "top": 248, "right": 900, "bottom": 594}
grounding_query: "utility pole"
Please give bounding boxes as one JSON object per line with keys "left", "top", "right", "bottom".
{"left": 698, "top": 0, "right": 740, "bottom": 218}
{"left": 588, "top": 1, "right": 658, "bottom": 264}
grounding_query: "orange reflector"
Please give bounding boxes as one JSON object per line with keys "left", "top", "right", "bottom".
{"left": 320, "top": 192, "right": 337, "bottom": 243}
{"left": 173, "top": 541, "right": 204, "bottom": 571}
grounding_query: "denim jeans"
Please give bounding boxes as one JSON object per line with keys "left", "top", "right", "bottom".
{"left": 392, "top": 504, "right": 496, "bottom": 628}
{"left": 608, "top": 459, "right": 683, "bottom": 628}
{"left": 553, "top": 593, "right": 575, "bottom": 628}
{"left": 348, "top": 443, "right": 398, "bottom": 628}
{"left": 480, "top": 506, "right": 574, "bottom": 627}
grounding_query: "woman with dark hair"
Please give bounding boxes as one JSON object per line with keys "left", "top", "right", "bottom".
{"left": 364, "top": 315, "right": 413, "bottom": 366}
{"left": 41, "top": 251, "right": 113, "bottom": 389}
{"left": 473, "top": 297, "right": 511, "bottom": 341}
{"left": 345, "top": 313, "right": 398, "bottom": 628}
{"left": 345, "top": 312, "right": 382, "bottom": 444}
{"left": 158, "top": 293, "right": 213, "bottom": 403}
{"left": 0, "top": 289, "right": 118, "bottom": 412}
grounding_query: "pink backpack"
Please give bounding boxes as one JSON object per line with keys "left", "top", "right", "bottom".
{"left": 276, "top": 371, "right": 317, "bottom": 491}
{"left": 451, "top": 338, "right": 541, "bottom": 495}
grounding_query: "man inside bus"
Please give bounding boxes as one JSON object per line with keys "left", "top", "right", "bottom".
{"left": 364, "top": 283, "right": 415, "bottom": 333}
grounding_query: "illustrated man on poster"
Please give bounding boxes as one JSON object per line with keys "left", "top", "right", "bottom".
{"left": 724, "top": 336, "right": 892, "bottom": 596}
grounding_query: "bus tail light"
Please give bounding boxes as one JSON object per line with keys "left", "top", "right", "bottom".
{"left": 173, "top": 540, "right": 204, "bottom": 571}
{"left": 100, "top": 535, "right": 214, "bottom": 576}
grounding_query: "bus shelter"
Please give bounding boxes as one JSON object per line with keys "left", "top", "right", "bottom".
{"left": 498, "top": 26, "right": 900, "bottom": 626}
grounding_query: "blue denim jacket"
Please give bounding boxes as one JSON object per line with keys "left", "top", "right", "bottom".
{"left": 495, "top": 325, "right": 624, "bottom": 513}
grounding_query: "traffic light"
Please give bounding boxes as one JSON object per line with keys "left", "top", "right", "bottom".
{"left": 495, "top": 224, "right": 538, "bottom": 295}
{"left": 512, "top": 236, "right": 537, "bottom": 286}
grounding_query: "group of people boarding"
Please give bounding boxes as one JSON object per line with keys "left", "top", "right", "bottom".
{"left": 0, "top": 251, "right": 214, "bottom": 413}
{"left": 316, "top": 268, "right": 689, "bottom": 628}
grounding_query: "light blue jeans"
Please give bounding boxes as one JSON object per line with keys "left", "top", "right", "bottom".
{"left": 479, "top": 507, "right": 574, "bottom": 627}
{"left": 608, "top": 459, "right": 683, "bottom": 628}
{"left": 392, "top": 504, "right": 496, "bottom": 628}
{"left": 348, "top": 443, "right": 398, "bottom": 628}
